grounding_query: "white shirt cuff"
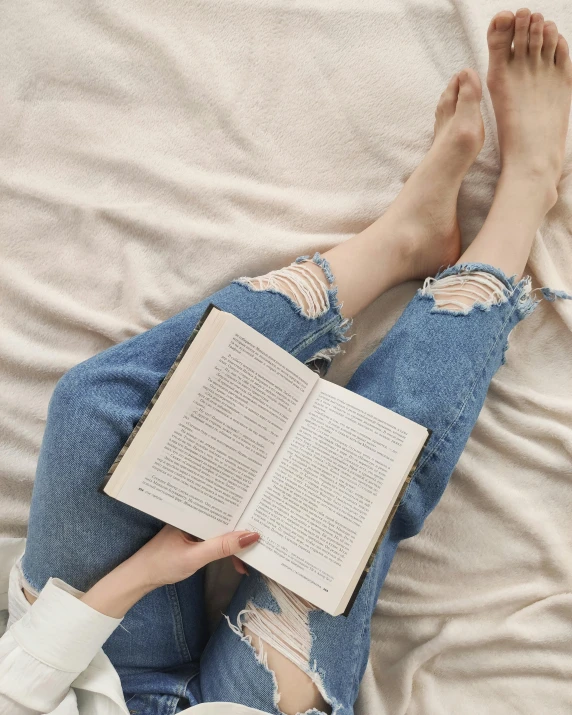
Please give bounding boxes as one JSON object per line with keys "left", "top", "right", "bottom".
{"left": 10, "top": 578, "right": 122, "bottom": 672}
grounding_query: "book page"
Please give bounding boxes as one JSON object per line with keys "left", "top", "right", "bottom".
{"left": 116, "top": 314, "right": 319, "bottom": 539}
{"left": 236, "top": 379, "right": 428, "bottom": 613}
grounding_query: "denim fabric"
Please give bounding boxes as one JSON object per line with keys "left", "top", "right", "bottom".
{"left": 22, "top": 258, "right": 535, "bottom": 714}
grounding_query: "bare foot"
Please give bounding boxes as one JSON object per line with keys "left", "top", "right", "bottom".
{"left": 383, "top": 68, "right": 485, "bottom": 278}
{"left": 452, "top": 10, "right": 572, "bottom": 279}
{"left": 319, "top": 70, "right": 484, "bottom": 317}
{"left": 487, "top": 8, "right": 572, "bottom": 209}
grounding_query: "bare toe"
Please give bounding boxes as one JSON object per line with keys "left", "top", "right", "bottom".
{"left": 457, "top": 69, "right": 482, "bottom": 105}
{"left": 555, "top": 34, "right": 571, "bottom": 69}
{"left": 542, "top": 22, "right": 559, "bottom": 62}
{"left": 455, "top": 70, "right": 484, "bottom": 147}
{"left": 433, "top": 68, "right": 484, "bottom": 159}
{"left": 436, "top": 73, "right": 460, "bottom": 119}
{"left": 514, "top": 8, "right": 532, "bottom": 58}
{"left": 487, "top": 11, "right": 515, "bottom": 63}
{"left": 528, "top": 13, "right": 544, "bottom": 58}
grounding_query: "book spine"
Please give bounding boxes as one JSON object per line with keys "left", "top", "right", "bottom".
{"left": 342, "top": 429, "right": 432, "bottom": 617}
{"left": 98, "top": 303, "right": 220, "bottom": 494}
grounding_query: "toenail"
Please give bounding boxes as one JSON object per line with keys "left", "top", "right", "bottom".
{"left": 516, "top": 8, "right": 530, "bottom": 17}
{"left": 495, "top": 16, "right": 513, "bottom": 31}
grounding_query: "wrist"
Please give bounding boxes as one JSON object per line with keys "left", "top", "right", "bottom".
{"left": 81, "top": 558, "right": 155, "bottom": 619}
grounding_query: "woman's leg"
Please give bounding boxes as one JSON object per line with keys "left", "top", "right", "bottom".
{"left": 19, "top": 68, "right": 484, "bottom": 710}
{"left": 198, "top": 13, "right": 572, "bottom": 715}
{"left": 18, "top": 266, "right": 351, "bottom": 703}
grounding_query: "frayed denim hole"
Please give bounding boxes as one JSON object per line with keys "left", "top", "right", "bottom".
{"left": 235, "top": 260, "right": 331, "bottom": 319}
{"left": 234, "top": 253, "right": 353, "bottom": 364}
{"left": 500, "top": 278, "right": 540, "bottom": 361}
{"left": 295, "top": 252, "right": 336, "bottom": 286}
{"left": 433, "top": 262, "right": 516, "bottom": 291}
{"left": 420, "top": 271, "right": 509, "bottom": 314}
{"left": 305, "top": 344, "right": 348, "bottom": 376}
{"left": 224, "top": 577, "right": 335, "bottom": 714}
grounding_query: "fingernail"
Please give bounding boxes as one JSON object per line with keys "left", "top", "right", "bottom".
{"left": 239, "top": 532, "right": 260, "bottom": 548}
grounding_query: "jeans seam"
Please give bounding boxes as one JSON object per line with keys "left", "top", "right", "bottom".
{"left": 409, "top": 295, "right": 521, "bottom": 485}
{"left": 167, "top": 584, "right": 192, "bottom": 664}
{"left": 313, "top": 564, "right": 375, "bottom": 707}
{"left": 349, "top": 570, "right": 376, "bottom": 700}
{"left": 289, "top": 315, "right": 346, "bottom": 358}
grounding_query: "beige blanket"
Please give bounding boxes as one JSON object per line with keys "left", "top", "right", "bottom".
{"left": 1, "top": 0, "right": 571, "bottom": 712}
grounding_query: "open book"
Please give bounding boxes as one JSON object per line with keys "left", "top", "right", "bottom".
{"left": 102, "top": 305, "right": 429, "bottom": 616}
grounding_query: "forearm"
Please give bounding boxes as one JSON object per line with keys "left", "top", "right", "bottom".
{"left": 2, "top": 577, "right": 123, "bottom": 715}
{"left": 81, "top": 552, "right": 154, "bottom": 618}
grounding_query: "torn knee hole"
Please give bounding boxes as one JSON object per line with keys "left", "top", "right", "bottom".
{"left": 238, "top": 581, "right": 314, "bottom": 671}
{"left": 225, "top": 579, "right": 332, "bottom": 715}
{"left": 421, "top": 271, "right": 508, "bottom": 312}
{"left": 237, "top": 261, "right": 332, "bottom": 318}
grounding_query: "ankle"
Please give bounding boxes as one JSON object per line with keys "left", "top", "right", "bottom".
{"left": 459, "top": 168, "right": 553, "bottom": 279}
{"left": 391, "top": 212, "right": 461, "bottom": 280}
{"left": 498, "top": 163, "right": 559, "bottom": 213}
{"left": 497, "top": 162, "right": 558, "bottom": 218}
{"left": 364, "top": 218, "right": 423, "bottom": 285}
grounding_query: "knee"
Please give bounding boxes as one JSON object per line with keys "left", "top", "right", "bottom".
{"left": 44, "top": 369, "right": 85, "bottom": 443}
{"left": 50, "top": 362, "right": 92, "bottom": 413}
{"left": 41, "top": 362, "right": 136, "bottom": 489}
{"left": 47, "top": 359, "right": 111, "bottom": 438}
{"left": 48, "top": 352, "right": 151, "bottom": 438}
{"left": 39, "top": 365, "right": 104, "bottom": 484}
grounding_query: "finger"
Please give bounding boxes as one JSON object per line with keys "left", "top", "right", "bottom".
{"left": 231, "top": 555, "right": 249, "bottom": 575}
{"left": 193, "top": 530, "right": 260, "bottom": 568}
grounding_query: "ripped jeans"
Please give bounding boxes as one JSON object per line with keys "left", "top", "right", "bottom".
{"left": 21, "top": 256, "right": 539, "bottom": 715}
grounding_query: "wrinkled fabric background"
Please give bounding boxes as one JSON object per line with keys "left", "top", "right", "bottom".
{"left": 1, "top": 1, "right": 571, "bottom": 712}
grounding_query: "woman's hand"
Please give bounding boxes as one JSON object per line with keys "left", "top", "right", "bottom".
{"left": 81, "top": 525, "right": 259, "bottom": 618}
{"left": 131, "top": 524, "right": 259, "bottom": 589}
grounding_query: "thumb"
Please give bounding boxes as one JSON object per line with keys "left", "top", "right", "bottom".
{"left": 193, "top": 530, "right": 259, "bottom": 568}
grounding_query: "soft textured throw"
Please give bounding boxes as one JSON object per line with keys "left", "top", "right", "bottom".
{"left": 1, "top": 1, "right": 571, "bottom": 713}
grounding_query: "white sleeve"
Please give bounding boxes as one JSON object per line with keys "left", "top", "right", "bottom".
{"left": 0, "top": 578, "right": 122, "bottom": 714}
